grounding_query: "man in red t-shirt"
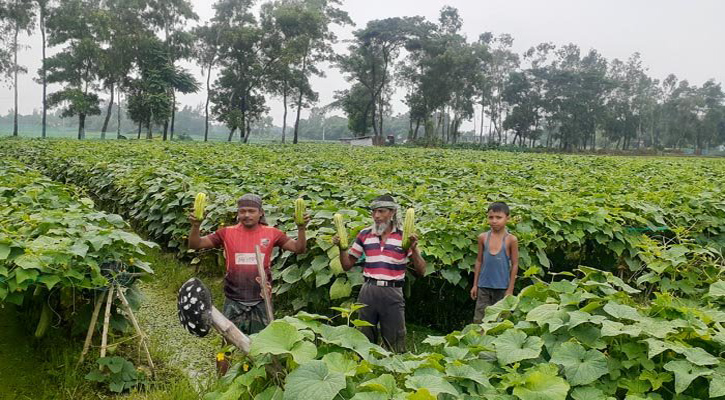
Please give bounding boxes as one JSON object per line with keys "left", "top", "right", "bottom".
{"left": 188, "top": 194, "right": 309, "bottom": 334}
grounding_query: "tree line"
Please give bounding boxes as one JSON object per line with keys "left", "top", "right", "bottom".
{"left": 1, "top": 1, "right": 724, "bottom": 151}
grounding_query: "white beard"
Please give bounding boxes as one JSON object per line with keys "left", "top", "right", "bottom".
{"left": 373, "top": 220, "right": 391, "bottom": 236}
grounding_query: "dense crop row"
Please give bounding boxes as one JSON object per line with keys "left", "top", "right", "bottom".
{"left": 0, "top": 159, "right": 156, "bottom": 340}
{"left": 1, "top": 139, "right": 724, "bottom": 398}
{"left": 205, "top": 267, "right": 725, "bottom": 399}
{"left": 0, "top": 160, "right": 155, "bottom": 304}
{"left": 1, "top": 140, "right": 724, "bottom": 325}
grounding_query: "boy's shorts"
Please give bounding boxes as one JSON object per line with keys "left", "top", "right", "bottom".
{"left": 473, "top": 287, "right": 507, "bottom": 323}
{"left": 222, "top": 298, "right": 269, "bottom": 335}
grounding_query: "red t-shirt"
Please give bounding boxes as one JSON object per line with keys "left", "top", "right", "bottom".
{"left": 207, "top": 224, "right": 290, "bottom": 301}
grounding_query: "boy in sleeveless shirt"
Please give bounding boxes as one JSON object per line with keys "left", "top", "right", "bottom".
{"left": 470, "top": 202, "right": 519, "bottom": 323}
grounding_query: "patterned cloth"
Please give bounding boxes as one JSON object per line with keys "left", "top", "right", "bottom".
{"left": 222, "top": 298, "right": 269, "bottom": 334}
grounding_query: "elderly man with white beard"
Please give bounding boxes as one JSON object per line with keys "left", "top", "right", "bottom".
{"left": 334, "top": 194, "right": 426, "bottom": 353}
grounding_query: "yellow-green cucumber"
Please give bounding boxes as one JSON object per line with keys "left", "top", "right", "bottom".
{"left": 401, "top": 208, "right": 415, "bottom": 250}
{"left": 294, "top": 198, "right": 306, "bottom": 225}
{"left": 334, "top": 213, "right": 348, "bottom": 250}
{"left": 194, "top": 192, "right": 207, "bottom": 220}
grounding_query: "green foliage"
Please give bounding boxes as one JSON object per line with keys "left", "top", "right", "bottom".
{"left": 0, "top": 160, "right": 156, "bottom": 305}
{"left": 206, "top": 265, "right": 724, "bottom": 399}
{"left": 85, "top": 356, "right": 148, "bottom": 393}
{"left": 2, "top": 140, "right": 724, "bottom": 398}
{"left": 2, "top": 140, "right": 725, "bottom": 328}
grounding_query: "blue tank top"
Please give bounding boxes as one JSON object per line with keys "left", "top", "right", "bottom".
{"left": 478, "top": 231, "right": 510, "bottom": 289}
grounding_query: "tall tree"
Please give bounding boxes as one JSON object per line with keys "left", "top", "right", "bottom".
{"left": 192, "top": 22, "right": 222, "bottom": 142}
{"left": 401, "top": 7, "right": 486, "bottom": 144}
{"left": 282, "top": 0, "right": 350, "bottom": 144}
{"left": 35, "top": 0, "right": 53, "bottom": 138}
{"left": 698, "top": 80, "right": 725, "bottom": 152}
{"left": 484, "top": 34, "right": 519, "bottom": 143}
{"left": 126, "top": 35, "right": 197, "bottom": 140}
{"left": 260, "top": 0, "right": 310, "bottom": 143}
{"left": 0, "top": 5, "right": 13, "bottom": 82}
{"left": 209, "top": 0, "right": 271, "bottom": 143}
{"left": 333, "top": 83, "right": 374, "bottom": 136}
{"left": 97, "top": 0, "right": 148, "bottom": 139}
{"left": 338, "top": 17, "right": 421, "bottom": 138}
{"left": 5, "top": 0, "right": 34, "bottom": 136}
{"left": 45, "top": 0, "right": 105, "bottom": 139}
{"left": 145, "top": 0, "right": 197, "bottom": 140}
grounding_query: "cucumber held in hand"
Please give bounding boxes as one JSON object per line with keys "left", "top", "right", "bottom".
{"left": 401, "top": 207, "right": 415, "bottom": 250}
{"left": 294, "top": 198, "right": 306, "bottom": 225}
{"left": 194, "top": 192, "right": 207, "bottom": 220}
{"left": 334, "top": 213, "right": 348, "bottom": 250}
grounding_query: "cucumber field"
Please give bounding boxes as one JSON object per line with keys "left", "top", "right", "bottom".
{"left": 0, "top": 138, "right": 724, "bottom": 399}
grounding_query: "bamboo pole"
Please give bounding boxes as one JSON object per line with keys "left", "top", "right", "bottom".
{"left": 115, "top": 284, "right": 155, "bottom": 374}
{"left": 78, "top": 293, "right": 104, "bottom": 365}
{"left": 99, "top": 285, "right": 115, "bottom": 360}
{"left": 210, "top": 307, "right": 251, "bottom": 353}
{"left": 255, "top": 245, "right": 274, "bottom": 323}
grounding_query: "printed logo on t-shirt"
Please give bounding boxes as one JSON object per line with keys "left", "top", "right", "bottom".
{"left": 260, "top": 238, "right": 270, "bottom": 248}
{"left": 235, "top": 253, "right": 264, "bottom": 265}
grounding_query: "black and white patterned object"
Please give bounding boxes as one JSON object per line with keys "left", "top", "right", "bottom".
{"left": 177, "top": 278, "right": 213, "bottom": 337}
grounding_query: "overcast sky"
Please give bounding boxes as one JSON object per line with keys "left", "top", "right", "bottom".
{"left": 2, "top": 0, "right": 724, "bottom": 127}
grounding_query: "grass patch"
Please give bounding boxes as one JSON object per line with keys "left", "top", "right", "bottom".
{"left": 406, "top": 322, "right": 443, "bottom": 354}
{"left": 0, "top": 302, "right": 202, "bottom": 400}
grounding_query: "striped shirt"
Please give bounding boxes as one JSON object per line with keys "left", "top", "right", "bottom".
{"left": 349, "top": 227, "right": 412, "bottom": 281}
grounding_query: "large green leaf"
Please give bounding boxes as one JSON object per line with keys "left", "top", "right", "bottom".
{"left": 603, "top": 301, "right": 643, "bottom": 321}
{"left": 638, "top": 370, "right": 672, "bottom": 391}
{"left": 709, "top": 281, "right": 725, "bottom": 298}
{"left": 549, "top": 342, "right": 608, "bottom": 386}
{"left": 358, "top": 374, "right": 397, "bottom": 394}
{"left": 445, "top": 364, "right": 490, "bottom": 387}
{"left": 0, "top": 243, "right": 10, "bottom": 260}
{"left": 663, "top": 360, "right": 713, "bottom": 394}
{"left": 710, "top": 365, "right": 725, "bottom": 398}
{"left": 349, "top": 393, "right": 387, "bottom": 400}
{"left": 290, "top": 340, "right": 318, "bottom": 364}
{"left": 330, "top": 277, "right": 352, "bottom": 300}
{"left": 600, "top": 320, "right": 641, "bottom": 337}
{"left": 255, "top": 386, "right": 283, "bottom": 400}
{"left": 283, "top": 360, "right": 346, "bottom": 400}
{"left": 570, "top": 386, "right": 613, "bottom": 400}
{"left": 405, "top": 375, "right": 459, "bottom": 397}
{"left": 321, "top": 352, "right": 358, "bottom": 377}
{"left": 483, "top": 295, "right": 519, "bottom": 322}
{"left": 317, "top": 324, "right": 382, "bottom": 358}
{"left": 493, "top": 329, "right": 543, "bottom": 365}
{"left": 526, "top": 304, "right": 566, "bottom": 332}
{"left": 250, "top": 321, "right": 304, "bottom": 358}
{"left": 406, "top": 389, "right": 436, "bottom": 400}
{"left": 37, "top": 274, "right": 61, "bottom": 290}
{"left": 679, "top": 347, "right": 718, "bottom": 366}
{"left": 512, "top": 364, "right": 569, "bottom": 400}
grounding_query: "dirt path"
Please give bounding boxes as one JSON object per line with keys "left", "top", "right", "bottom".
{"left": 135, "top": 281, "right": 218, "bottom": 386}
